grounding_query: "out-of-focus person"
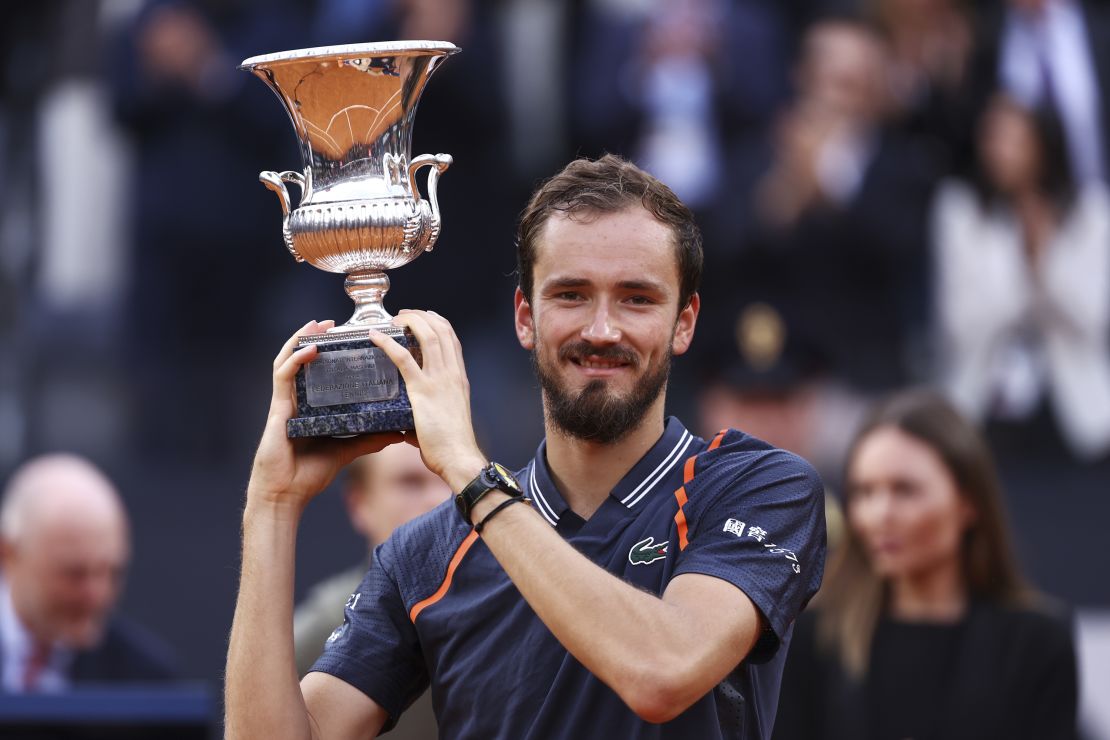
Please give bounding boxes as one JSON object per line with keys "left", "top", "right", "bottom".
{"left": 293, "top": 443, "right": 451, "bottom": 739}
{"left": 728, "top": 19, "right": 938, "bottom": 396}
{"left": 868, "top": 0, "right": 976, "bottom": 161}
{"left": 293, "top": 443, "right": 452, "bottom": 675}
{"left": 971, "top": 0, "right": 1110, "bottom": 186}
{"left": 0, "top": 454, "right": 177, "bottom": 692}
{"left": 932, "top": 93, "right": 1110, "bottom": 462}
{"left": 772, "top": 390, "right": 1078, "bottom": 740}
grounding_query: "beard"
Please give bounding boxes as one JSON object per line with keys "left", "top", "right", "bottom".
{"left": 531, "top": 338, "right": 672, "bottom": 444}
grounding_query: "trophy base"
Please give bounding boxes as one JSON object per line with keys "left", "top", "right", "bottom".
{"left": 288, "top": 327, "right": 421, "bottom": 438}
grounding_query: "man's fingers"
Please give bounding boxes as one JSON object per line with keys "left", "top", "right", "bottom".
{"left": 273, "top": 320, "right": 318, "bottom": 371}
{"left": 395, "top": 309, "right": 463, "bottom": 374}
{"left": 394, "top": 311, "right": 445, "bottom": 367}
{"left": 366, "top": 328, "right": 423, "bottom": 377}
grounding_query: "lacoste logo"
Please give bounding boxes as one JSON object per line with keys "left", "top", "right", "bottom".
{"left": 629, "top": 536, "right": 669, "bottom": 565}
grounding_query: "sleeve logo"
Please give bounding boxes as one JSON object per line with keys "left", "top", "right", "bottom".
{"left": 723, "top": 519, "right": 747, "bottom": 537}
{"left": 723, "top": 519, "right": 802, "bottom": 573}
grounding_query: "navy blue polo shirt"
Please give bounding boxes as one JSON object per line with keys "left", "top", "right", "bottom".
{"left": 312, "top": 417, "right": 826, "bottom": 739}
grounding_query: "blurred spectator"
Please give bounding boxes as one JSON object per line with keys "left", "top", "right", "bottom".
{"left": 692, "top": 299, "right": 848, "bottom": 547}
{"left": 571, "top": 0, "right": 790, "bottom": 216}
{"left": 293, "top": 443, "right": 451, "bottom": 673}
{"left": 867, "top": 0, "right": 976, "bottom": 166}
{"left": 722, "top": 19, "right": 939, "bottom": 395}
{"left": 694, "top": 301, "right": 824, "bottom": 463}
{"left": 932, "top": 94, "right": 1110, "bottom": 461}
{"left": 772, "top": 390, "right": 1078, "bottom": 740}
{"left": 970, "top": 0, "right": 1110, "bottom": 185}
{"left": 294, "top": 443, "right": 451, "bottom": 738}
{"left": 109, "top": 0, "right": 309, "bottom": 460}
{"left": 0, "top": 454, "right": 177, "bottom": 691}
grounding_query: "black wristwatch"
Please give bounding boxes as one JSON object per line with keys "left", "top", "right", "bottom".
{"left": 455, "top": 462, "right": 523, "bottom": 522}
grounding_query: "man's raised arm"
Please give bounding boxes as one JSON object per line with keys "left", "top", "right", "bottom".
{"left": 225, "top": 320, "right": 398, "bottom": 740}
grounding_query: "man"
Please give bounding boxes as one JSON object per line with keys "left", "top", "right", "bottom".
{"left": 226, "top": 155, "right": 826, "bottom": 739}
{"left": 0, "top": 454, "right": 176, "bottom": 692}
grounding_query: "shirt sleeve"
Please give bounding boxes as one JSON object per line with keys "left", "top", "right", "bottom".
{"left": 673, "top": 440, "right": 826, "bottom": 662}
{"left": 309, "top": 538, "right": 429, "bottom": 728}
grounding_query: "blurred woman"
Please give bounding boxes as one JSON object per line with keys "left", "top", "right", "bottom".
{"left": 772, "top": 390, "right": 1077, "bottom": 740}
{"left": 933, "top": 94, "right": 1110, "bottom": 461}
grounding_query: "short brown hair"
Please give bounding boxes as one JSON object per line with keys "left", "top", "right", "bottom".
{"left": 516, "top": 155, "right": 703, "bottom": 310}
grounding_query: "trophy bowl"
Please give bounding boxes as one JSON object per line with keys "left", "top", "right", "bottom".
{"left": 241, "top": 41, "right": 459, "bottom": 437}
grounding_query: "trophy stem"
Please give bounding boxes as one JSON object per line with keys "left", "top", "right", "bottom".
{"left": 339, "top": 271, "right": 393, "bottom": 329}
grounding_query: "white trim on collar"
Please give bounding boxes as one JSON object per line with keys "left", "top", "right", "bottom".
{"left": 621, "top": 430, "right": 694, "bottom": 509}
{"left": 528, "top": 463, "right": 560, "bottom": 526}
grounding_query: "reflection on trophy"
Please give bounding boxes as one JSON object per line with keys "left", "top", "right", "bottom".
{"left": 240, "top": 41, "right": 459, "bottom": 437}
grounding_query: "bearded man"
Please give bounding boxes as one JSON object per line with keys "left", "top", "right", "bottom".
{"left": 226, "top": 155, "right": 826, "bottom": 739}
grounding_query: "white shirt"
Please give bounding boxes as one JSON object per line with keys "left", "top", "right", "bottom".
{"left": 0, "top": 577, "right": 72, "bottom": 693}
{"left": 932, "top": 180, "right": 1110, "bottom": 459}
{"left": 1000, "top": 0, "right": 1106, "bottom": 183}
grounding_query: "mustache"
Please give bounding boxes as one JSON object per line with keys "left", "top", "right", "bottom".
{"left": 558, "top": 342, "right": 638, "bottom": 366}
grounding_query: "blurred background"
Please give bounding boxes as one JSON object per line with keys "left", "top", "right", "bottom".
{"left": 1, "top": 0, "right": 1108, "bottom": 736}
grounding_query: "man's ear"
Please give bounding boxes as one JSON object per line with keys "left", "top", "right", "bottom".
{"left": 514, "top": 288, "right": 535, "bottom": 350}
{"left": 672, "top": 292, "right": 700, "bottom": 356}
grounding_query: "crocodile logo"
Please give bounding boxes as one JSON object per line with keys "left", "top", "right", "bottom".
{"left": 628, "top": 536, "right": 669, "bottom": 566}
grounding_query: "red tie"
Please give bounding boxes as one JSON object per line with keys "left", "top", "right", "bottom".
{"left": 22, "top": 640, "right": 51, "bottom": 692}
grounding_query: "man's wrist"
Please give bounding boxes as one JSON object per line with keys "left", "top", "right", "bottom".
{"left": 444, "top": 454, "right": 490, "bottom": 494}
{"left": 243, "top": 490, "right": 306, "bottom": 526}
{"left": 468, "top": 489, "right": 514, "bottom": 526}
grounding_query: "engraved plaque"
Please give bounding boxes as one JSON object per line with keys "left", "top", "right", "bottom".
{"left": 305, "top": 348, "right": 400, "bottom": 407}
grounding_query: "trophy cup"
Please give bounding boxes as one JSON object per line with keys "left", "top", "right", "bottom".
{"left": 240, "top": 41, "right": 459, "bottom": 437}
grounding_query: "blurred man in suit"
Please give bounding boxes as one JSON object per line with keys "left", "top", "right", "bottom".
{"left": 0, "top": 454, "right": 175, "bottom": 692}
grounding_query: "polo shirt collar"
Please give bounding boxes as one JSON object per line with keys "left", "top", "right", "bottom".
{"left": 526, "top": 416, "right": 697, "bottom": 527}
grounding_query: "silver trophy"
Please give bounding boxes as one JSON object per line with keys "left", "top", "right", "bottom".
{"left": 240, "top": 41, "right": 459, "bottom": 437}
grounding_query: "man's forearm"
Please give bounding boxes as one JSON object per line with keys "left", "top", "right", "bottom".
{"left": 470, "top": 493, "right": 758, "bottom": 722}
{"left": 225, "top": 501, "right": 314, "bottom": 740}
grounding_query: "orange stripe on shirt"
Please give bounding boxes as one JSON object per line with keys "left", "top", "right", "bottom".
{"left": 708, "top": 429, "right": 727, "bottom": 451}
{"left": 673, "top": 485, "right": 690, "bottom": 550}
{"left": 674, "top": 430, "right": 728, "bottom": 550}
{"left": 409, "top": 530, "right": 479, "bottom": 623}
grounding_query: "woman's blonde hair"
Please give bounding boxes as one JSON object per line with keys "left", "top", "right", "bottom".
{"left": 817, "top": 390, "right": 1033, "bottom": 677}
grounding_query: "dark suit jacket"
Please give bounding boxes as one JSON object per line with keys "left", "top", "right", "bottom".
{"left": 1, "top": 616, "right": 178, "bottom": 689}
{"left": 771, "top": 602, "right": 1079, "bottom": 740}
{"left": 68, "top": 616, "right": 178, "bottom": 685}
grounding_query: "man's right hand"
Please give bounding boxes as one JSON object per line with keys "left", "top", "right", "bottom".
{"left": 247, "top": 320, "right": 405, "bottom": 515}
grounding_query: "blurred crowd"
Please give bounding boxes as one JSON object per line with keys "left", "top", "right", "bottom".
{"left": 1, "top": 0, "right": 1109, "bottom": 737}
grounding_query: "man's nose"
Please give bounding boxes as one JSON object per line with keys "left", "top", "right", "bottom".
{"left": 581, "top": 302, "right": 621, "bottom": 344}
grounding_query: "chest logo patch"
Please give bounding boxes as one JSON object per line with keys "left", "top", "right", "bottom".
{"left": 629, "top": 536, "right": 669, "bottom": 565}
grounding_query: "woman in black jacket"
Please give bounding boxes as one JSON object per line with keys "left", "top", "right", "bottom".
{"left": 772, "top": 390, "right": 1078, "bottom": 740}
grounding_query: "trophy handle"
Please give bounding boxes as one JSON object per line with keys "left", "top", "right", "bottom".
{"left": 260, "top": 170, "right": 307, "bottom": 262}
{"left": 408, "top": 154, "right": 453, "bottom": 251}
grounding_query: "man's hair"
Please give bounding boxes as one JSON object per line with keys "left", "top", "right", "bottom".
{"left": 516, "top": 155, "right": 703, "bottom": 310}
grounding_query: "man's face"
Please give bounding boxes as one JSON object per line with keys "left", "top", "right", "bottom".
{"left": 2, "top": 514, "right": 128, "bottom": 648}
{"left": 515, "top": 207, "right": 699, "bottom": 443}
{"left": 348, "top": 443, "right": 453, "bottom": 546}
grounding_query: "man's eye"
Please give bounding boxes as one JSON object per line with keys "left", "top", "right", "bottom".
{"left": 556, "top": 292, "right": 583, "bottom": 301}
{"left": 627, "top": 295, "right": 654, "bottom": 305}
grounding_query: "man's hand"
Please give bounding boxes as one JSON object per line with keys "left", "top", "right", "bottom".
{"left": 247, "top": 320, "right": 404, "bottom": 514}
{"left": 368, "top": 310, "right": 487, "bottom": 492}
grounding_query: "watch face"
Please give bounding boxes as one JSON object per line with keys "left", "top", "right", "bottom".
{"left": 491, "top": 462, "right": 522, "bottom": 493}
